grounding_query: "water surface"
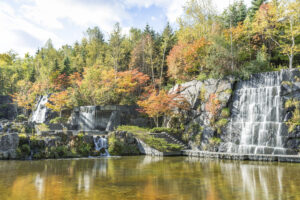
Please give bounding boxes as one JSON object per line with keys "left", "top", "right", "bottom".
{"left": 0, "top": 156, "right": 299, "bottom": 200}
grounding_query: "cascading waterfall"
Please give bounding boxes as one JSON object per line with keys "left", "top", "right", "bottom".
{"left": 228, "top": 71, "right": 288, "bottom": 155}
{"left": 93, "top": 136, "right": 110, "bottom": 156}
{"left": 31, "top": 95, "right": 49, "bottom": 123}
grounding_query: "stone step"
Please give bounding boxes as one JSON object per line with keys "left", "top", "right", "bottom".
{"left": 149, "top": 132, "right": 188, "bottom": 149}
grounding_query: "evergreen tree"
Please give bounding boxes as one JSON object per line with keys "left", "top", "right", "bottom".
{"left": 222, "top": 0, "right": 247, "bottom": 28}
{"left": 61, "top": 57, "right": 71, "bottom": 75}
{"left": 248, "top": 0, "right": 267, "bottom": 20}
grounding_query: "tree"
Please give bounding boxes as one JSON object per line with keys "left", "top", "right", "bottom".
{"left": 109, "top": 23, "right": 123, "bottom": 71}
{"left": 12, "top": 80, "right": 35, "bottom": 116}
{"left": 46, "top": 90, "right": 72, "bottom": 117}
{"left": 61, "top": 56, "right": 71, "bottom": 75}
{"left": 167, "top": 42, "right": 189, "bottom": 81}
{"left": 252, "top": 0, "right": 300, "bottom": 69}
{"left": 177, "top": 0, "right": 217, "bottom": 42}
{"left": 167, "top": 38, "right": 210, "bottom": 81}
{"left": 248, "top": 0, "right": 267, "bottom": 20}
{"left": 159, "top": 23, "right": 175, "bottom": 88}
{"left": 129, "top": 34, "right": 157, "bottom": 81}
{"left": 137, "top": 89, "right": 188, "bottom": 127}
{"left": 222, "top": 0, "right": 247, "bottom": 28}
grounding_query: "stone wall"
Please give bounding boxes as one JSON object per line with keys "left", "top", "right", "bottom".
{"left": 0, "top": 133, "right": 19, "bottom": 159}
{"left": 0, "top": 95, "right": 17, "bottom": 120}
{"left": 69, "top": 105, "right": 150, "bottom": 132}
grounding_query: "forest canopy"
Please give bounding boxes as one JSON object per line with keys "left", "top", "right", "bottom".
{"left": 1, "top": 0, "right": 299, "bottom": 120}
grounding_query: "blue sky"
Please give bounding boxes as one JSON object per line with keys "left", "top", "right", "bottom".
{"left": 0, "top": 0, "right": 251, "bottom": 56}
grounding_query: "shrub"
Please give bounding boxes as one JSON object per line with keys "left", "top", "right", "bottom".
{"left": 18, "top": 134, "right": 29, "bottom": 146}
{"left": 55, "top": 146, "right": 69, "bottom": 157}
{"left": 200, "top": 85, "right": 206, "bottom": 102}
{"left": 282, "top": 81, "right": 293, "bottom": 86}
{"left": 216, "top": 118, "right": 228, "bottom": 127}
{"left": 221, "top": 108, "right": 230, "bottom": 118}
{"left": 149, "top": 127, "right": 184, "bottom": 141}
{"left": 284, "top": 99, "right": 300, "bottom": 133}
{"left": 16, "top": 114, "right": 27, "bottom": 122}
{"left": 197, "top": 73, "right": 208, "bottom": 81}
{"left": 108, "top": 134, "right": 139, "bottom": 156}
{"left": 215, "top": 118, "right": 228, "bottom": 134}
{"left": 17, "top": 144, "right": 31, "bottom": 159}
{"left": 77, "top": 143, "right": 92, "bottom": 156}
{"left": 49, "top": 117, "right": 67, "bottom": 124}
{"left": 150, "top": 127, "right": 172, "bottom": 133}
{"left": 194, "top": 133, "right": 202, "bottom": 146}
{"left": 224, "top": 89, "right": 232, "bottom": 94}
{"left": 209, "top": 137, "right": 221, "bottom": 145}
{"left": 36, "top": 123, "right": 50, "bottom": 132}
{"left": 30, "top": 136, "right": 45, "bottom": 150}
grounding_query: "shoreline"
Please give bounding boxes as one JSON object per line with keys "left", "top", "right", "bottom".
{"left": 181, "top": 150, "right": 300, "bottom": 163}
{"left": 1, "top": 151, "right": 300, "bottom": 163}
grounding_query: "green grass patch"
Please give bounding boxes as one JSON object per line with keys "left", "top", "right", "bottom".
{"left": 118, "top": 126, "right": 183, "bottom": 152}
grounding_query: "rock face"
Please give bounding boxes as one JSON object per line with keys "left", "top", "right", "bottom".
{"left": 0, "top": 96, "right": 17, "bottom": 120}
{"left": 108, "top": 131, "right": 140, "bottom": 155}
{"left": 165, "top": 76, "right": 235, "bottom": 150}
{"left": 69, "top": 105, "right": 150, "bottom": 132}
{"left": 0, "top": 133, "right": 19, "bottom": 159}
{"left": 168, "top": 69, "right": 300, "bottom": 154}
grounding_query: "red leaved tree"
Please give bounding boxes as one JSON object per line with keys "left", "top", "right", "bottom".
{"left": 138, "top": 88, "right": 189, "bottom": 127}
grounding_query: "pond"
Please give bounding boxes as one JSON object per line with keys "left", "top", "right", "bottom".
{"left": 0, "top": 156, "right": 299, "bottom": 200}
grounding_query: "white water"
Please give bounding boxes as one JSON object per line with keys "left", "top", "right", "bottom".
{"left": 229, "top": 71, "right": 287, "bottom": 154}
{"left": 31, "top": 95, "right": 48, "bottom": 123}
{"left": 93, "top": 136, "right": 110, "bottom": 156}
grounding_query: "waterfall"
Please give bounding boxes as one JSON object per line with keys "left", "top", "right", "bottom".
{"left": 93, "top": 136, "right": 110, "bottom": 156}
{"left": 31, "top": 95, "right": 49, "bottom": 123}
{"left": 229, "top": 71, "right": 289, "bottom": 155}
{"left": 79, "top": 106, "right": 96, "bottom": 131}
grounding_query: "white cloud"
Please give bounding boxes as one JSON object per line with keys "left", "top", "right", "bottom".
{"left": 0, "top": 0, "right": 252, "bottom": 56}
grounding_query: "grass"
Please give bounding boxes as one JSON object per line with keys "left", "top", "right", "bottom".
{"left": 117, "top": 125, "right": 183, "bottom": 152}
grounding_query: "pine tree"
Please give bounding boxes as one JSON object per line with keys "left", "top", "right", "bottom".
{"left": 248, "top": 0, "right": 267, "bottom": 20}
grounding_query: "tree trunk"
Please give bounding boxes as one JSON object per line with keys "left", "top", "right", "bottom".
{"left": 159, "top": 41, "right": 167, "bottom": 90}
{"left": 289, "top": 55, "right": 293, "bottom": 69}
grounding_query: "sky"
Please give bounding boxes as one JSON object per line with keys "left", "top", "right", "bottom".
{"left": 0, "top": 0, "right": 252, "bottom": 56}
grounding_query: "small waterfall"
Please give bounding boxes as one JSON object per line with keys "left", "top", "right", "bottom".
{"left": 229, "top": 71, "right": 289, "bottom": 155}
{"left": 79, "top": 106, "right": 96, "bottom": 131}
{"left": 93, "top": 136, "right": 110, "bottom": 156}
{"left": 31, "top": 95, "right": 49, "bottom": 123}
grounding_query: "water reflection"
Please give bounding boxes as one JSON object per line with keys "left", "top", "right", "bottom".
{"left": 0, "top": 157, "right": 299, "bottom": 200}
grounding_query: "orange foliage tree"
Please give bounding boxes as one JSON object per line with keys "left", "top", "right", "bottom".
{"left": 205, "top": 93, "right": 220, "bottom": 120}
{"left": 12, "top": 80, "right": 50, "bottom": 116}
{"left": 116, "top": 69, "right": 150, "bottom": 104}
{"left": 46, "top": 90, "right": 71, "bottom": 117}
{"left": 167, "top": 38, "right": 210, "bottom": 81}
{"left": 75, "top": 65, "right": 150, "bottom": 105}
{"left": 166, "top": 42, "right": 188, "bottom": 81}
{"left": 138, "top": 89, "right": 188, "bottom": 127}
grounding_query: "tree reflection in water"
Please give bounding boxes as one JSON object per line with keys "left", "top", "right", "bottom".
{"left": 0, "top": 157, "right": 299, "bottom": 200}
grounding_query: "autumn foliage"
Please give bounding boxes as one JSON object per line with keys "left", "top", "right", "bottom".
{"left": 205, "top": 93, "right": 221, "bottom": 118}
{"left": 46, "top": 91, "right": 71, "bottom": 117}
{"left": 138, "top": 89, "right": 189, "bottom": 126}
{"left": 167, "top": 38, "right": 210, "bottom": 81}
